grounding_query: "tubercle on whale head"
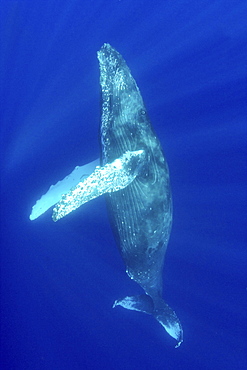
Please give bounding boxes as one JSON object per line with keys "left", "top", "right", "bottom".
{"left": 97, "top": 43, "right": 125, "bottom": 87}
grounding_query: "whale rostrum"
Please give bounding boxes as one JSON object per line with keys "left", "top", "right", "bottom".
{"left": 30, "top": 43, "right": 183, "bottom": 347}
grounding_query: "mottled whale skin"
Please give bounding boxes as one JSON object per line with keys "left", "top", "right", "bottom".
{"left": 30, "top": 43, "right": 183, "bottom": 347}
{"left": 98, "top": 44, "right": 183, "bottom": 346}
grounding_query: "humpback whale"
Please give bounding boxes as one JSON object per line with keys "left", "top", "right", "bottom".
{"left": 30, "top": 44, "right": 183, "bottom": 347}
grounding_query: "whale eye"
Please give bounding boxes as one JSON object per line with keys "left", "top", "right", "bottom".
{"left": 138, "top": 109, "right": 147, "bottom": 123}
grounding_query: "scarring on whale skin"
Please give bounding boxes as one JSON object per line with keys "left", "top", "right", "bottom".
{"left": 30, "top": 43, "right": 183, "bottom": 347}
{"left": 98, "top": 44, "right": 183, "bottom": 346}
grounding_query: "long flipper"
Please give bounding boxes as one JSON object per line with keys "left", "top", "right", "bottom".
{"left": 30, "top": 159, "right": 99, "bottom": 220}
{"left": 52, "top": 150, "right": 145, "bottom": 221}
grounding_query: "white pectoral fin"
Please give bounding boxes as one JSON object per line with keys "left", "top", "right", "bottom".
{"left": 29, "top": 159, "right": 99, "bottom": 220}
{"left": 52, "top": 150, "right": 145, "bottom": 222}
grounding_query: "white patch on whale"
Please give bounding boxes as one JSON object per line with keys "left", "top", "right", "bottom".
{"left": 52, "top": 150, "right": 145, "bottom": 221}
{"left": 29, "top": 159, "right": 99, "bottom": 220}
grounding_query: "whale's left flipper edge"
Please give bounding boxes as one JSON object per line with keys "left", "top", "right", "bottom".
{"left": 29, "top": 159, "right": 99, "bottom": 220}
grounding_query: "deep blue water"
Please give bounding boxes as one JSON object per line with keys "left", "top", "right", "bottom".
{"left": 1, "top": 1, "right": 246, "bottom": 369}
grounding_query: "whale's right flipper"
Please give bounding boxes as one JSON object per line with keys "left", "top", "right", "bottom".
{"left": 52, "top": 150, "right": 145, "bottom": 221}
{"left": 30, "top": 149, "right": 145, "bottom": 222}
{"left": 113, "top": 294, "right": 183, "bottom": 347}
{"left": 30, "top": 159, "right": 99, "bottom": 220}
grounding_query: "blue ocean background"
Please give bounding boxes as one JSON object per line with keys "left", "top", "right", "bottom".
{"left": 1, "top": 1, "right": 246, "bottom": 369}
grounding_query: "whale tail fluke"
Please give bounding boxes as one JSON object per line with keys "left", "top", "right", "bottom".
{"left": 153, "top": 301, "right": 183, "bottom": 348}
{"left": 113, "top": 294, "right": 154, "bottom": 314}
{"left": 113, "top": 294, "right": 183, "bottom": 347}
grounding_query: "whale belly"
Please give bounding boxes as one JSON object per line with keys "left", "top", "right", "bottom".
{"left": 98, "top": 44, "right": 172, "bottom": 295}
